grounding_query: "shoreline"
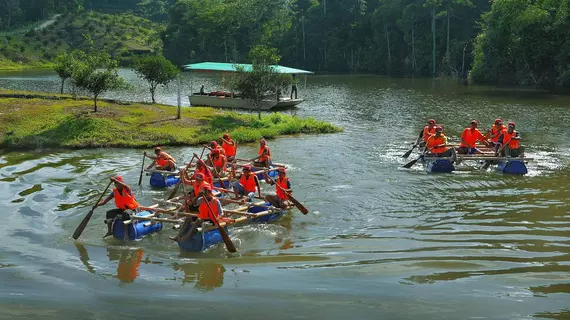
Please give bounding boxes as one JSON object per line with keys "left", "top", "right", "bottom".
{"left": 0, "top": 89, "right": 343, "bottom": 150}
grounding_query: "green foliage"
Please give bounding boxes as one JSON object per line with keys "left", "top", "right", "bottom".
{"left": 0, "top": 89, "right": 342, "bottom": 149}
{"left": 133, "top": 55, "right": 179, "bottom": 103}
{"left": 471, "top": 0, "right": 570, "bottom": 87}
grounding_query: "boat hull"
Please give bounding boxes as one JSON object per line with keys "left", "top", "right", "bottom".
{"left": 177, "top": 202, "right": 287, "bottom": 252}
{"left": 189, "top": 95, "right": 304, "bottom": 110}
{"left": 497, "top": 159, "right": 528, "bottom": 174}
{"left": 112, "top": 211, "right": 163, "bottom": 241}
{"left": 424, "top": 158, "right": 455, "bottom": 173}
{"left": 150, "top": 172, "right": 180, "bottom": 188}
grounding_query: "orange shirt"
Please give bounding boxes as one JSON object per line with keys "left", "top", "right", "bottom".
{"left": 423, "top": 126, "right": 436, "bottom": 142}
{"left": 460, "top": 128, "right": 486, "bottom": 148}
{"left": 427, "top": 134, "right": 447, "bottom": 154}
{"left": 222, "top": 140, "right": 236, "bottom": 157}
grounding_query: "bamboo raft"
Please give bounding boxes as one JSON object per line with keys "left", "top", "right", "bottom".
{"left": 420, "top": 154, "right": 533, "bottom": 174}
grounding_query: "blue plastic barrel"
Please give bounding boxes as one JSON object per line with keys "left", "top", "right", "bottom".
{"left": 112, "top": 211, "right": 163, "bottom": 240}
{"left": 149, "top": 172, "right": 180, "bottom": 188}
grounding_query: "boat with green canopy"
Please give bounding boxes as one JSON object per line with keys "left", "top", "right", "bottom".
{"left": 183, "top": 62, "right": 313, "bottom": 110}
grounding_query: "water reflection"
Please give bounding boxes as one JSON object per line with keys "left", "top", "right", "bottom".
{"left": 106, "top": 247, "right": 144, "bottom": 283}
{"left": 172, "top": 262, "right": 226, "bottom": 291}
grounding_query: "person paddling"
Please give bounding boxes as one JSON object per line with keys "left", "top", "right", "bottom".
{"left": 97, "top": 176, "right": 140, "bottom": 238}
{"left": 189, "top": 159, "right": 214, "bottom": 186}
{"left": 145, "top": 147, "right": 176, "bottom": 171}
{"left": 414, "top": 119, "right": 437, "bottom": 148}
{"left": 205, "top": 141, "right": 225, "bottom": 166}
{"left": 497, "top": 122, "right": 522, "bottom": 157}
{"left": 426, "top": 126, "right": 456, "bottom": 158}
{"left": 221, "top": 133, "right": 237, "bottom": 162}
{"left": 251, "top": 138, "right": 272, "bottom": 168}
{"left": 170, "top": 185, "right": 224, "bottom": 242}
{"left": 487, "top": 118, "right": 507, "bottom": 147}
{"left": 264, "top": 168, "right": 292, "bottom": 209}
{"left": 209, "top": 149, "right": 227, "bottom": 178}
{"left": 458, "top": 120, "right": 490, "bottom": 154}
{"left": 232, "top": 165, "right": 261, "bottom": 202}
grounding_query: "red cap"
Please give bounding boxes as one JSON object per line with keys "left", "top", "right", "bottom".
{"left": 471, "top": 120, "right": 478, "bottom": 125}
{"left": 278, "top": 167, "right": 287, "bottom": 174}
{"left": 195, "top": 173, "right": 204, "bottom": 180}
{"left": 508, "top": 121, "right": 516, "bottom": 127}
{"left": 202, "top": 184, "right": 212, "bottom": 191}
{"left": 115, "top": 176, "right": 124, "bottom": 182}
{"left": 427, "top": 119, "right": 436, "bottom": 125}
{"left": 210, "top": 141, "right": 218, "bottom": 147}
{"left": 242, "top": 165, "right": 252, "bottom": 171}
{"left": 495, "top": 118, "right": 502, "bottom": 124}
{"left": 435, "top": 126, "right": 443, "bottom": 132}
{"left": 223, "top": 133, "right": 230, "bottom": 139}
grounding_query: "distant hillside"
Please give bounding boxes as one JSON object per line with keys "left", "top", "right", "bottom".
{"left": 0, "top": 11, "right": 163, "bottom": 70}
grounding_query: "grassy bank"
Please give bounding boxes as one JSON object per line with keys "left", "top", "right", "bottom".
{"left": 0, "top": 90, "right": 342, "bottom": 149}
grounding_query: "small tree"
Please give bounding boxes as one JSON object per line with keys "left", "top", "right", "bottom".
{"left": 53, "top": 52, "right": 74, "bottom": 94}
{"left": 133, "top": 55, "right": 179, "bottom": 104}
{"left": 73, "top": 53, "right": 127, "bottom": 112}
{"left": 234, "top": 46, "right": 283, "bottom": 120}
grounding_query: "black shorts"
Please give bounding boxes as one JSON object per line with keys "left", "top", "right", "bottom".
{"left": 105, "top": 209, "right": 130, "bottom": 223}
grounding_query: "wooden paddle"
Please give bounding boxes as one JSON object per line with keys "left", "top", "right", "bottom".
{"left": 402, "top": 144, "right": 417, "bottom": 159}
{"left": 167, "top": 155, "right": 198, "bottom": 200}
{"left": 72, "top": 180, "right": 113, "bottom": 240}
{"left": 264, "top": 173, "right": 308, "bottom": 215}
{"left": 204, "top": 196, "right": 237, "bottom": 253}
{"left": 403, "top": 146, "right": 434, "bottom": 168}
{"left": 137, "top": 152, "right": 146, "bottom": 186}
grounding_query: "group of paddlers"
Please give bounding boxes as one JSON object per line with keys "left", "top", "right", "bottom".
{"left": 414, "top": 118, "right": 523, "bottom": 158}
{"left": 95, "top": 134, "right": 293, "bottom": 240}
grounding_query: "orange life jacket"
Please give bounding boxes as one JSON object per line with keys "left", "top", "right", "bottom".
{"left": 198, "top": 198, "right": 221, "bottom": 220}
{"left": 222, "top": 140, "right": 236, "bottom": 157}
{"left": 213, "top": 155, "right": 226, "bottom": 171}
{"left": 113, "top": 187, "right": 139, "bottom": 210}
{"left": 156, "top": 156, "right": 168, "bottom": 167}
{"left": 193, "top": 181, "right": 211, "bottom": 197}
{"left": 275, "top": 176, "right": 290, "bottom": 200}
{"left": 195, "top": 167, "right": 213, "bottom": 185}
{"left": 503, "top": 130, "right": 520, "bottom": 149}
{"left": 215, "top": 146, "right": 225, "bottom": 155}
{"left": 460, "top": 128, "right": 485, "bottom": 148}
{"left": 239, "top": 173, "right": 257, "bottom": 193}
{"left": 423, "top": 126, "right": 435, "bottom": 142}
{"left": 258, "top": 146, "right": 271, "bottom": 162}
{"left": 490, "top": 125, "right": 507, "bottom": 143}
{"left": 427, "top": 134, "right": 447, "bottom": 154}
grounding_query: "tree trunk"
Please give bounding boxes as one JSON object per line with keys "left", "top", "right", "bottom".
{"left": 93, "top": 95, "right": 98, "bottom": 112}
{"left": 224, "top": 39, "right": 228, "bottom": 63}
{"left": 384, "top": 20, "right": 391, "bottom": 73}
{"left": 257, "top": 104, "right": 261, "bottom": 120}
{"left": 302, "top": 16, "right": 306, "bottom": 61}
{"left": 446, "top": 11, "right": 450, "bottom": 58}
{"left": 412, "top": 16, "right": 416, "bottom": 75}
{"left": 150, "top": 85, "right": 156, "bottom": 104}
{"left": 177, "top": 74, "right": 181, "bottom": 119}
{"left": 431, "top": 7, "right": 436, "bottom": 77}
{"left": 61, "top": 78, "right": 65, "bottom": 94}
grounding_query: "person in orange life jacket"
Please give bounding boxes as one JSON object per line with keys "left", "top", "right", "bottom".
{"left": 209, "top": 148, "right": 228, "bottom": 178}
{"left": 497, "top": 122, "right": 522, "bottom": 157}
{"left": 179, "top": 171, "right": 211, "bottom": 212}
{"left": 457, "top": 120, "right": 490, "bottom": 154}
{"left": 264, "top": 168, "right": 292, "bottom": 209}
{"left": 187, "top": 159, "right": 213, "bottom": 186}
{"left": 251, "top": 138, "right": 272, "bottom": 168}
{"left": 170, "top": 184, "right": 223, "bottom": 242}
{"left": 221, "top": 133, "right": 237, "bottom": 162}
{"left": 97, "top": 176, "right": 140, "bottom": 238}
{"left": 145, "top": 147, "right": 176, "bottom": 171}
{"left": 425, "top": 126, "right": 456, "bottom": 158}
{"left": 486, "top": 118, "right": 507, "bottom": 147}
{"left": 232, "top": 165, "right": 261, "bottom": 202}
{"left": 414, "top": 119, "right": 437, "bottom": 148}
{"left": 205, "top": 141, "right": 225, "bottom": 166}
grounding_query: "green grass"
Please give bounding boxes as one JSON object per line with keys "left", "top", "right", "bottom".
{"left": 0, "top": 89, "right": 343, "bottom": 149}
{"left": 0, "top": 12, "right": 162, "bottom": 71}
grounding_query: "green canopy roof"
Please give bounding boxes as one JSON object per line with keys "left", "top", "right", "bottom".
{"left": 183, "top": 62, "right": 313, "bottom": 74}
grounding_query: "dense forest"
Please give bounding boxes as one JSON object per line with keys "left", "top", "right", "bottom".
{"left": 1, "top": 0, "right": 570, "bottom": 86}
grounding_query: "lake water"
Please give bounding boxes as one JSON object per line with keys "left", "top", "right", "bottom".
{"left": 1, "top": 70, "right": 570, "bottom": 319}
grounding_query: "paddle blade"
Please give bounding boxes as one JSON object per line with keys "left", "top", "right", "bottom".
{"left": 72, "top": 209, "right": 95, "bottom": 240}
{"left": 402, "top": 157, "right": 419, "bottom": 168}
{"left": 167, "top": 181, "right": 181, "bottom": 200}
{"left": 138, "top": 153, "right": 145, "bottom": 186}
{"left": 288, "top": 194, "right": 309, "bottom": 214}
{"left": 402, "top": 146, "right": 415, "bottom": 159}
{"left": 217, "top": 225, "right": 237, "bottom": 253}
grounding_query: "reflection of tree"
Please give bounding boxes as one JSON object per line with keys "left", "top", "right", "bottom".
{"left": 172, "top": 262, "right": 226, "bottom": 291}
{"left": 107, "top": 248, "right": 144, "bottom": 283}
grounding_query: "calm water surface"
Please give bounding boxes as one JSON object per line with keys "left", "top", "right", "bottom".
{"left": 1, "top": 70, "right": 570, "bottom": 319}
